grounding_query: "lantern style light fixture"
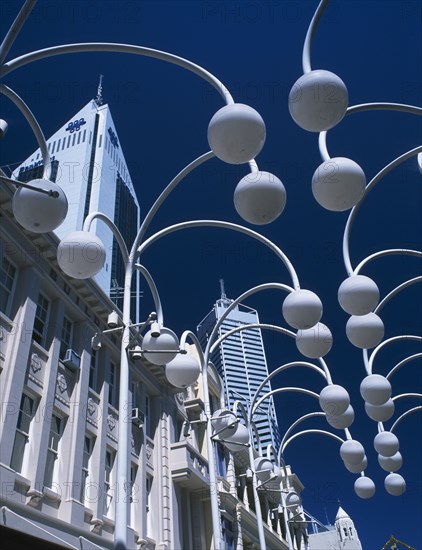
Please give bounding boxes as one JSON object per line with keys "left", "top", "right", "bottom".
{"left": 282, "top": 289, "right": 323, "bottom": 330}
{"left": 354, "top": 476, "right": 376, "bottom": 499}
{"left": 295, "top": 322, "right": 333, "bottom": 358}
{"left": 165, "top": 353, "right": 201, "bottom": 388}
{"left": 12, "top": 178, "right": 68, "bottom": 233}
{"left": 57, "top": 230, "right": 106, "bottom": 279}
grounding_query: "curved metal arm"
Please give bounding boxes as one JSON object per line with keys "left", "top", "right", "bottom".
{"left": 179, "top": 330, "right": 205, "bottom": 368}
{"left": 0, "top": 0, "right": 36, "bottom": 66}
{"left": 253, "top": 387, "right": 319, "bottom": 420}
{"left": 134, "top": 264, "right": 163, "bottom": 326}
{"left": 368, "top": 335, "right": 422, "bottom": 375}
{"left": 250, "top": 362, "right": 328, "bottom": 421}
{"left": 319, "top": 103, "right": 422, "bottom": 161}
{"left": 375, "top": 276, "right": 422, "bottom": 314}
{"left": 343, "top": 145, "right": 422, "bottom": 275}
{"left": 279, "top": 412, "right": 327, "bottom": 454}
{"left": 302, "top": 0, "right": 330, "bottom": 74}
{"left": 282, "top": 429, "right": 344, "bottom": 454}
{"left": 136, "top": 221, "right": 300, "bottom": 289}
{"left": 387, "top": 353, "right": 422, "bottom": 380}
{"left": 0, "top": 84, "right": 51, "bottom": 179}
{"left": 392, "top": 393, "right": 422, "bottom": 402}
{"left": 130, "top": 151, "right": 214, "bottom": 259}
{"left": 390, "top": 406, "right": 422, "bottom": 434}
{"left": 83, "top": 211, "right": 129, "bottom": 263}
{"left": 355, "top": 249, "right": 422, "bottom": 276}
{"left": 0, "top": 43, "right": 234, "bottom": 104}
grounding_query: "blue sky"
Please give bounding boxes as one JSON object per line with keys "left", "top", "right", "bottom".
{"left": 1, "top": 1, "right": 421, "bottom": 548}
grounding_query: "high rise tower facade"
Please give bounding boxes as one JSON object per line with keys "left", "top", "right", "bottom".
{"left": 197, "top": 283, "right": 281, "bottom": 452}
{"left": 13, "top": 95, "right": 141, "bottom": 310}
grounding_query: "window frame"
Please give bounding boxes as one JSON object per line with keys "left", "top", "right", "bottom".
{"left": 0, "top": 255, "right": 18, "bottom": 317}
{"left": 32, "top": 292, "right": 50, "bottom": 347}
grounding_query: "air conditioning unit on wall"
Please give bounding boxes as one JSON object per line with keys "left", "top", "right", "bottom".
{"left": 62, "top": 348, "right": 81, "bottom": 370}
{"left": 131, "top": 408, "right": 145, "bottom": 427}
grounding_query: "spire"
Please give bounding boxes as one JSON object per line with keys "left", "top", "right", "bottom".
{"left": 95, "top": 74, "right": 104, "bottom": 106}
{"left": 335, "top": 505, "right": 351, "bottom": 522}
{"left": 219, "top": 278, "right": 227, "bottom": 301}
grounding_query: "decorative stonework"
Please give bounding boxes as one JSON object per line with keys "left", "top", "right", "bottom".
{"left": 30, "top": 352, "right": 42, "bottom": 373}
{"left": 87, "top": 397, "right": 96, "bottom": 417}
{"left": 107, "top": 414, "right": 116, "bottom": 431}
{"left": 146, "top": 441, "right": 152, "bottom": 463}
{"left": 56, "top": 373, "right": 67, "bottom": 394}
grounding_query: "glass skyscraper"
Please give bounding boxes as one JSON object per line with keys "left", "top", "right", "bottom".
{"left": 197, "top": 284, "right": 281, "bottom": 452}
{"left": 14, "top": 95, "right": 141, "bottom": 313}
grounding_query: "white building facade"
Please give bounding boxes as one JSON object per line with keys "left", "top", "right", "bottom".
{"left": 308, "top": 506, "right": 362, "bottom": 550}
{"left": 0, "top": 180, "right": 294, "bottom": 549}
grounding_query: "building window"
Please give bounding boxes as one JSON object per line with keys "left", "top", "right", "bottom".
{"left": 146, "top": 475, "right": 153, "bottom": 537}
{"left": 80, "top": 435, "right": 94, "bottom": 504}
{"left": 60, "top": 316, "right": 73, "bottom": 360}
{"left": 0, "top": 256, "right": 17, "bottom": 316}
{"left": 89, "top": 349, "right": 98, "bottom": 391}
{"left": 44, "top": 414, "right": 64, "bottom": 488}
{"left": 82, "top": 129, "right": 86, "bottom": 143}
{"left": 145, "top": 394, "right": 151, "bottom": 437}
{"left": 72, "top": 133, "right": 76, "bottom": 146}
{"left": 56, "top": 138, "right": 61, "bottom": 151}
{"left": 10, "top": 394, "right": 37, "bottom": 474}
{"left": 104, "top": 449, "right": 115, "bottom": 516}
{"left": 61, "top": 137, "right": 66, "bottom": 150}
{"left": 129, "top": 463, "right": 138, "bottom": 526}
{"left": 67, "top": 135, "right": 71, "bottom": 148}
{"left": 77, "top": 131, "right": 82, "bottom": 145}
{"left": 108, "top": 362, "right": 119, "bottom": 408}
{"left": 32, "top": 292, "right": 50, "bottom": 347}
{"left": 98, "top": 134, "right": 102, "bottom": 148}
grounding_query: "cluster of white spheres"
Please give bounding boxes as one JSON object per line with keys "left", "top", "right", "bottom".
{"left": 344, "top": 455, "right": 367, "bottom": 474}
{"left": 13, "top": 178, "right": 68, "bottom": 233}
{"left": 338, "top": 275, "right": 380, "bottom": 316}
{"left": 57, "top": 230, "right": 106, "bottom": 279}
{"left": 385, "top": 473, "right": 406, "bottom": 496}
{"left": 340, "top": 439, "right": 365, "bottom": 466}
{"left": 360, "top": 374, "right": 392, "bottom": 406}
{"left": 346, "top": 312, "right": 384, "bottom": 349}
{"left": 365, "top": 399, "right": 395, "bottom": 422}
{"left": 288, "top": 70, "right": 349, "bottom": 132}
{"left": 326, "top": 405, "right": 355, "bottom": 429}
{"left": 354, "top": 476, "right": 376, "bottom": 499}
{"left": 165, "top": 353, "right": 200, "bottom": 388}
{"left": 312, "top": 157, "right": 366, "bottom": 211}
{"left": 207, "top": 103, "right": 266, "bottom": 164}
{"left": 319, "top": 384, "right": 350, "bottom": 416}
{"left": 234, "top": 171, "right": 286, "bottom": 225}
{"left": 296, "top": 322, "right": 333, "bottom": 358}
{"left": 378, "top": 452, "right": 402, "bottom": 473}
{"left": 142, "top": 327, "right": 179, "bottom": 365}
{"left": 374, "top": 431, "right": 400, "bottom": 458}
{"left": 282, "top": 289, "right": 323, "bottom": 330}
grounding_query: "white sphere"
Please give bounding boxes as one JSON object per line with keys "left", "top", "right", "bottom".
{"left": 224, "top": 423, "right": 250, "bottom": 452}
{"left": 234, "top": 171, "right": 286, "bottom": 225}
{"left": 360, "top": 374, "right": 392, "bottom": 406}
{"left": 13, "top": 178, "right": 68, "bottom": 233}
{"left": 288, "top": 70, "right": 348, "bottom": 132}
{"left": 296, "top": 322, "right": 333, "bottom": 358}
{"left": 417, "top": 152, "right": 422, "bottom": 174}
{"left": 378, "top": 452, "right": 403, "bottom": 473}
{"left": 338, "top": 275, "right": 380, "bottom": 315}
{"left": 282, "top": 289, "right": 323, "bottom": 329}
{"left": 385, "top": 473, "right": 406, "bottom": 496}
{"left": 319, "top": 385, "right": 350, "bottom": 416}
{"left": 344, "top": 455, "right": 367, "bottom": 474}
{"left": 354, "top": 476, "right": 375, "bottom": 499}
{"left": 142, "top": 327, "right": 179, "bottom": 365}
{"left": 365, "top": 399, "right": 395, "bottom": 422}
{"left": 254, "top": 457, "right": 274, "bottom": 482}
{"left": 57, "top": 230, "right": 106, "bottom": 279}
{"left": 208, "top": 103, "right": 266, "bottom": 164}
{"left": 326, "top": 405, "right": 355, "bottom": 429}
{"left": 374, "top": 431, "right": 399, "bottom": 458}
{"left": 211, "top": 409, "right": 238, "bottom": 439}
{"left": 340, "top": 440, "right": 365, "bottom": 465}
{"left": 346, "top": 313, "right": 384, "bottom": 349}
{"left": 165, "top": 354, "right": 200, "bottom": 388}
{"left": 312, "top": 157, "right": 366, "bottom": 211}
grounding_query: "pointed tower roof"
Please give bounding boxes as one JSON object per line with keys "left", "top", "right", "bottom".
{"left": 335, "top": 506, "right": 351, "bottom": 521}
